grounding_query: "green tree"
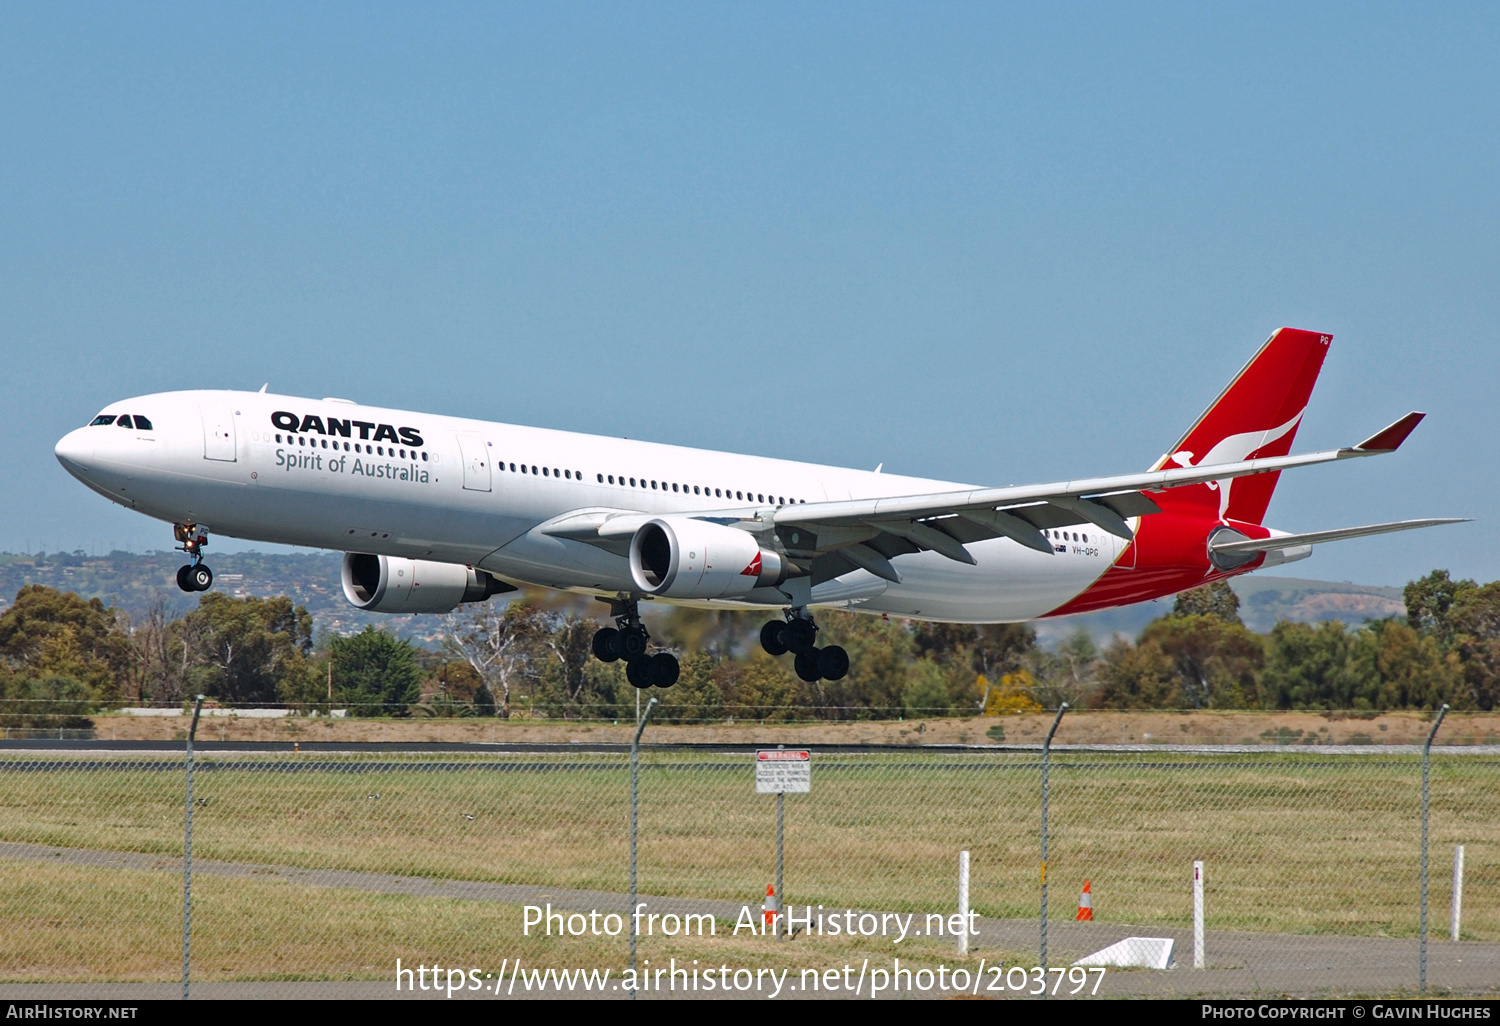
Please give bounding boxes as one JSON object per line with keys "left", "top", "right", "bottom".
{"left": 814, "top": 611, "right": 916, "bottom": 718}
{"left": 1405, "top": 570, "right": 1474, "bottom": 643}
{"left": 1369, "top": 619, "right": 1467, "bottom": 710}
{"left": 655, "top": 652, "right": 724, "bottom": 723}
{"left": 1024, "top": 629, "right": 1101, "bottom": 709}
{"left": 0, "top": 672, "right": 92, "bottom": 729}
{"left": 330, "top": 627, "right": 422, "bottom": 716}
{"left": 901, "top": 659, "right": 953, "bottom": 717}
{"left": 1261, "top": 620, "right": 1377, "bottom": 709}
{"left": 1173, "top": 582, "right": 1243, "bottom": 625}
{"left": 440, "top": 601, "right": 550, "bottom": 717}
{"left": 1136, "top": 613, "right": 1265, "bottom": 708}
{"left": 181, "top": 593, "right": 313, "bottom": 705}
{"left": 1093, "top": 638, "right": 1182, "bottom": 709}
{"left": 1447, "top": 581, "right": 1500, "bottom": 709}
{"left": 723, "top": 658, "right": 804, "bottom": 723}
{"left": 0, "top": 585, "right": 134, "bottom": 704}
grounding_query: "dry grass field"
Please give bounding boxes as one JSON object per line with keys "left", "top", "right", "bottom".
{"left": 0, "top": 861, "right": 1028, "bottom": 983}
{"left": 0, "top": 747, "right": 1493, "bottom": 985}
{"left": 85, "top": 709, "right": 1500, "bottom": 746}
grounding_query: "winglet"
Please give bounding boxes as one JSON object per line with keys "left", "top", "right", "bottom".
{"left": 1355, "top": 412, "right": 1425, "bottom": 452}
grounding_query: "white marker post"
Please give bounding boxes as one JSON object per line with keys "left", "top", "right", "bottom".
{"left": 957, "top": 850, "right": 971, "bottom": 956}
{"left": 1193, "top": 860, "right": 1205, "bottom": 969}
{"left": 1451, "top": 845, "right": 1465, "bottom": 942}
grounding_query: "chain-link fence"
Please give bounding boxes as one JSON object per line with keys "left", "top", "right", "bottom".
{"left": 0, "top": 734, "right": 1496, "bottom": 998}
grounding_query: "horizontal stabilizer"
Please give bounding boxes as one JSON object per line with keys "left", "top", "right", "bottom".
{"left": 1209, "top": 518, "right": 1468, "bottom": 556}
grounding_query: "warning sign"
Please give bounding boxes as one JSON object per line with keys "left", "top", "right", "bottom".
{"left": 755, "top": 749, "right": 811, "bottom": 794}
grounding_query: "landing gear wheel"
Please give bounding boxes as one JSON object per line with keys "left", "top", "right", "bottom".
{"left": 760, "top": 620, "right": 788, "bottom": 656}
{"left": 626, "top": 657, "right": 653, "bottom": 689}
{"left": 817, "top": 645, "right": 849, "bottom": 682}
{"left": 649, "top": 652, "right": 679, "bottom": 688}
{"left": 188, "top": 564, "right": 213, "bottom": 592}
{"left": 784, "top": 618, "right": 818, "bottom": 654}
{"left": 592, "top": 627, "right": 622, "bottom": 663}
{"left": 620, "top": 628, "right": 649, "bottom": 661}
{"left": 794, "top": 650, "right": 822, "bottom": 683}
{"left": 176, "top": 565, "right": 195, "bottom": 593}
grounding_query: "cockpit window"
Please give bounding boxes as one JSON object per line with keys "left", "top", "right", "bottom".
{"left": 133, "top": 415, "right": 152, "bottom": 430}
{"left": 90, "top": 415, "right": 116, "bottom": 426}
{"left": 117, "top": 416, "right": 134, "bottom": 428}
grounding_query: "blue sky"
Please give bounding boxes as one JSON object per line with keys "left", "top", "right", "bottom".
{"left": 2, "top": 3, "right": 1496, "bottom": 586}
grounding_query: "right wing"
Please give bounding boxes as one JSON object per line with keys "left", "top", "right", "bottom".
{"left": 543, "top": 412, "right": 1430, "bottom": 585}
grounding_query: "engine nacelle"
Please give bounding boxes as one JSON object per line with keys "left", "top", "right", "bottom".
{"left": 341, "top": 553, "right": 509, "bottom": 614}
{"left": 629, "top": 518, "right": 786, "bottom": 599}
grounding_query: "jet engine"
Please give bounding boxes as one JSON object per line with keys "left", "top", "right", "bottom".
{"left": 628, "top": 518, "right": 786, "bottom": 599}
{"left": 341, "top": 553, "right": 512, "bottom": 614}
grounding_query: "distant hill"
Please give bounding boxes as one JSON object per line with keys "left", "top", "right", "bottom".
{"left": 0, "top": 550, "right": 1411, "bottom": 650}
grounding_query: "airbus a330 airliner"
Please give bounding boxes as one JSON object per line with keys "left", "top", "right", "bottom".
{"left": 55, "top": 328, "right": 1463, "bottom": 689}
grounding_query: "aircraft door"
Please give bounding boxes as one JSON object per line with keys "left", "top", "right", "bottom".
{"left": 456, "top": 432, "right": 492, "bottom": 491}
{"left": 200, "top": 405, "right": 237, "bottom": 462}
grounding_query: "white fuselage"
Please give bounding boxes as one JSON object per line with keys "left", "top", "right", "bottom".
{"left": 55, "top": 390, "right": 1126, "bottom": 621}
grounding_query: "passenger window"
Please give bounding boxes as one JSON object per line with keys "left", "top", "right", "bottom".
{"left": 672, "top": 483, "right": 678, "bottom": 492}
{"left": 521, "top": 465, "right": 527, "bottom": 474}
{"left": 275, "top": 434, "right": 282, "bottom": 443}
{"left": 542, "top": 467, "right": 549, "bottom": 477}
{"left": 651, "top": 481, "right": 658, "bottom": 489}
{"left": 736, "top": 491, "right": 743, "bottom": 500}
{"left": 693, "top": 486, "right": 700, "bottom": 495}
{"left": 90, "top": 415, "right": 116, "bottom": 426}
{"left": 757, "top": 493, "right": 764, "bottom": 503}
{"left": 421, "top": 452, "right": 427, "bottom": 461}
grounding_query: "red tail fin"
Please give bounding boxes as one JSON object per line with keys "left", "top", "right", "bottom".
{"left": 1153, "top": 328, "right": 1332, "bottom": 525}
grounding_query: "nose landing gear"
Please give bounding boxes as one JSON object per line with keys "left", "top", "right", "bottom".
{"left": 760, "top": 610, "right": 848, "bottom": 683}
{"left": 173, "top": 523, "right": 214, "bottom": 593}
{"left": 592, "top": 598, "right": 678, "bottom": 689}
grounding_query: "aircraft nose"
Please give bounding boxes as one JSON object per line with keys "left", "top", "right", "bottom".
{"left": 54, "top": 428, "right": 95, "bottom": 478}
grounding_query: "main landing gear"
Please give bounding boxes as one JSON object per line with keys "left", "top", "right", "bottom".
{"left": 173, "top": 523, "right": 214, "bottom": 593}
{"left": 760, "top": 611, "right": 849, "bottom": 684}
{"left": 592, "top": 598, "right": 679, "bottom": 689}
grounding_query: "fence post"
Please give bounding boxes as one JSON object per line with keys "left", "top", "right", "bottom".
{"left": 1420, "top": 703, "right": 1448, "bottom": 993}
{"left": 776, "top": 790, "right": 785, "bottom": 940}
{"left": 181, "top": 695, "right": 204, "bottom": 1001}
{"left": 1451, "top": 845, "right": 1465, "bottom": 942}
{"left": 628, "top": 695, "right": 657, "bottom": 1001}
{"left": 1039, "top": 702, "right": 1068, "bottom": 979}
{"left": 958, "top": 850, "right": 971, "bottom": 956}
{"left": 1193, "top": 860, "right": 1205, "bottom": 969}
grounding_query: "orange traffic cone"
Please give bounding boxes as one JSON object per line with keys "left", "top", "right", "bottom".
{"left": 1076, "top": 880, "right": 1093, "bottom": 921}
{"left": 763, "top": 884, "right": 779, "bottom": 930}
